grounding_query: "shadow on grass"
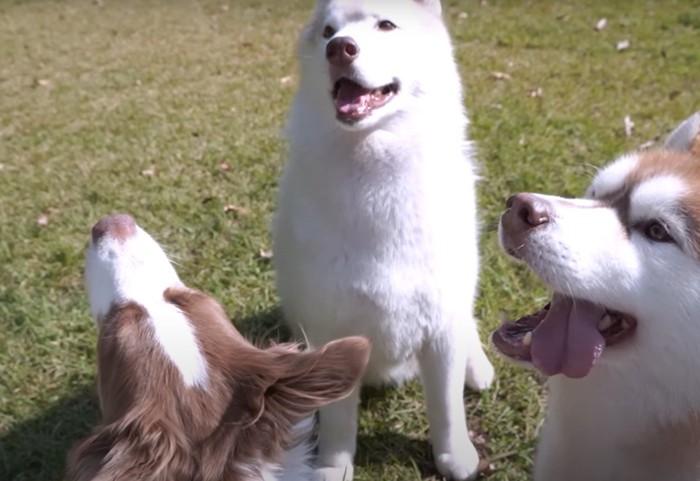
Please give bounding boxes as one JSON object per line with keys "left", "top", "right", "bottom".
{"left": 234, "top": 305, "right": 291, "bottom": 344}
{"left": 0, "top": 386, "right": 99, "bottom": 481}
{"left": 357, "top": 430, "right": 438, "bottom": 478}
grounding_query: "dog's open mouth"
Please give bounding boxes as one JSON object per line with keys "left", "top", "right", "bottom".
{"left": 332, "top": 78, "right": 399, "bottom": 123}
{"left": 492, "top": 293, "right": 637, "bottom": 378}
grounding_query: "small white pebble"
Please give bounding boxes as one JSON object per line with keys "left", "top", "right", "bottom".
{"left": 616, "top": 39, "right": 630, "bottom": 51}
{"left": 624, "top": 115, "right": 635, "bottom": 137}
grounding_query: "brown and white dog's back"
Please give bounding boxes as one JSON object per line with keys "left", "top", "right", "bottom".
{"left": 66, "top": 214, "right": 370, "bottom": 481}
{"left": 492, "top": 112, "right": 700, "bottom": 481}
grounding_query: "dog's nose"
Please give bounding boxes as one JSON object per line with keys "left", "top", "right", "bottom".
{"left": 91, "top": 214, "right": 137, "bottom": 245}
{"left": 326, "top": 36, "right": 359, "bottom": 67}
{"left": 500, "top": 193, "right": 551, "bottom": 255}
{"left": 505, "top": 193, "right": 551, "bottom": 228}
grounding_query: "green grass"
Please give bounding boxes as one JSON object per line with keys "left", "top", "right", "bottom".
{"left": 0, "top": 0, "right": 698, "bottom": 479}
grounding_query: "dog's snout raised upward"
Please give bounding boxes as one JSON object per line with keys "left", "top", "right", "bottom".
{"left": 91, "top": 214, "right": 137, "bottom": 245}
{"left": 326, "top": 36, "right": 359, "bottom": 67}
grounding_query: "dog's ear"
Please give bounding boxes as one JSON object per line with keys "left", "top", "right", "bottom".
{"left": 266, "top": 336, "right": 370, "bottom": 422}
{"left": 414, "top": 0, "right": 442, "bottom": 15}
{"left": 664, "top": 112, "right": 700, "bottom": 155}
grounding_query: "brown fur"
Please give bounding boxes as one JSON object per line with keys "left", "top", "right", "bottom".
{"left": 66, "top": 287, "right": 370, "bottom": 481}
{"left": 593, "top": 141, "right": 700, "bottom": 254}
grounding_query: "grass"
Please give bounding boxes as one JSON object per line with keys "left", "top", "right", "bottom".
{"left": 0, "top": 0, "right": 698, "bottom": 479}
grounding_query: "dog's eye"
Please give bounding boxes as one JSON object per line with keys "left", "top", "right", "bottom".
{"left": 377, "top": 20, "right": 397, "bottom": 31}
{"left": 322, "top": 25, "right": 336, "bottom": 39}
{"left": 643, "top": 221, "right": 674, "bottom": 243}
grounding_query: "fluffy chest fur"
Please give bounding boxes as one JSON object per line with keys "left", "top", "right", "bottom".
{"left": 275, "top": 126, "right": 478, "bottom": 381}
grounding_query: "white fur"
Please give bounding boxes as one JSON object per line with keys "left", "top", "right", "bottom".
{"left": 586, "top": 153, "right": 639, "bottom": 198}
{"left": 85, "top": 225, "right": 208, "bottom": 388}
{"left": 274, "top": 1, "right": 493, "bottom": 480}
{"left": 498, "top": 113, "right": 700, "bottom": 481}
{"left": 263, "top": 417, "right": 317, "bottom": 481}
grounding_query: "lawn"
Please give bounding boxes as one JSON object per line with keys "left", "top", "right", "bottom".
{"left": 0, "top": 0, "right": 698, "bottom": 480}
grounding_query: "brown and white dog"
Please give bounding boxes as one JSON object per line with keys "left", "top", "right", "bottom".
{"left": 65, "top": 214, "right": 370, "bottom": 481}
{"left": 492, "top": 112, "right": 700, "bottom": 481}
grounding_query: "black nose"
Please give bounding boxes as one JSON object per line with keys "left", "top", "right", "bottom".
{"left": 504, "top": 193, "right": 552, "bottom": 229}
{"left": 91, "top": 214, "right": 137, "bottom": 244}
{"left": 500, "top": 193, "right": 552, "bottom": 256}
{"left": 326, "top": 36, "right": 359, "bottom": 67}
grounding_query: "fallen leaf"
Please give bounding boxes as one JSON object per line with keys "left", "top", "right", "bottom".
{"left": 259, "top": 249, "right": 274, "bottom": 260}
{"left": 37, "top": 214, "right": 49, "bottom": 226}
{"left": 220, "top": 4, "right": 229, "bottom": 11}
{"left": 595, "top": 18, "right": 607, "bottom": 31}
{"left": 457, "top": 11, "right": 468, "bottom": 20}
{"left": 141, "top": 167, "right": 155, "bottom": 177}
{"left": 616, "top": 39, "right": 630, "bottom": 51}
{"left": 0, "top": 163, "right": 5, "bottom": 172}
{"left": 279, "top": 75, "right": 293, "bottom": 84}
{"left": 624, "top": 115, "right": 635, "bottom": 137}
{"left": 33, "top": 78, "right": 52, "bottom": 88}
{"left": 639, "top": 135, "right": 660, "bottom": 150}
{"left": 490, "top": 71, "right": 511, "bottom": 81}
{"left": 219, "top": 162, "right": 231, "bottom": 171}
{"left": 527, "top": 87, "right": 543, "bottom": 98}
{"left": 223, "top": 204, "right": 248, "bottom": 215}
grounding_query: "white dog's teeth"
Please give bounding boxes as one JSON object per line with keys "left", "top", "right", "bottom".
{"left": 598, "top": 314, "right": 613, "bottom": 331}
{"left": 522, "top": 331, "right": 532, "bottom": 346}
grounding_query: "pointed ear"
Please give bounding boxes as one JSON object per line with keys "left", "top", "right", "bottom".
{"left": 414, "top": 0, "right": 442, "bottom": 15}
{"left": 664, "top": 112, "right": 700, "bottom": 155}
{"left": 266, "top": 336, "right": 370, "bottom": 421}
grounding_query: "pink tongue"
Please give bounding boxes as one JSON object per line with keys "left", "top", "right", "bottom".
{"left": 335, "top": 81, "right": 372, "bottom": 114}
{"left": 530, "top": 294, "right": 606, "bottom": 378}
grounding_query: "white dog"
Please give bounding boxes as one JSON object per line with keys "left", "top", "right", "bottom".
{"left": 493, "top": 112, "right": 700, "bottom": 481}
{"left": 273, "top": 1, "right": 494, "bottom": 480}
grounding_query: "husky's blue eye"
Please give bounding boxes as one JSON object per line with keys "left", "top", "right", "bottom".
{"left": 323, "top": 25, "right": 336, "bottom": 39}
{"left": 378, "top": 20, "right": 397, "bottom": 31}
{"left": 643, "top": 221, "right": 674, "bottom": 243}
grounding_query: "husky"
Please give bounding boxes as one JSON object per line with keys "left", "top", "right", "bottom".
{"left": 492, "top": 112, "right": 700, "bottom": 481}
{"left": 273, "top": 0, "right": 494, "bottom": 479}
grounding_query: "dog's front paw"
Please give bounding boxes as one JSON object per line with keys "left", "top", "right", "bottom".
{"left": 434, "top": 444, "right": 480, "bottom": 481}
{"left": 314, "top": 465, "right": 354, "bottom": 481}
{"left": 465, "top": 351, "right": 495, "bottom": 391}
